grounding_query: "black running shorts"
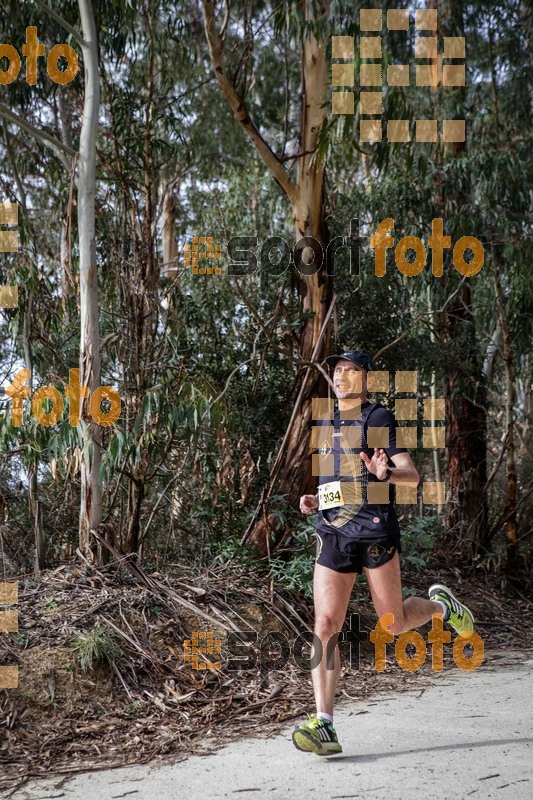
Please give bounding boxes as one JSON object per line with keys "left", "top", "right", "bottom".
{"left": 314, "top": 528, "right": 401, "bottom": 574}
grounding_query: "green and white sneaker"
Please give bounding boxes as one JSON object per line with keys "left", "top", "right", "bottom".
{"left": 292, "top": 713, "right": 342, "bottom": 755}
{"left": 429, "top": 584, "right": 475, "bottom": 638}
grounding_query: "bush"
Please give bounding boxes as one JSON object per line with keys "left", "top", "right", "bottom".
{"left": 69, "top": 623, "right": 122, "bottom": 673}
{"left": 268, "top": 517, "right": 317, "bottom": 600}
{"left": 400, "top": 514, "right": 443, "bottom": 570}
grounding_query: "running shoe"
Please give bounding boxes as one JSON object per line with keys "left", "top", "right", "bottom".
{"left": 292, "top": 712, "right": 342, "bottom": 755}
{"left": 429, "top": 584, "right": 475, "bottom": 638}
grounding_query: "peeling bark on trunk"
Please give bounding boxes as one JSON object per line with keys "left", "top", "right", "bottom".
{"left": 264, "top": 3, "right": 333, "bottom": 546}
{"left": 58, "top": 91, "right": 74, "bottom": 322}
{"left": 202, "top": 0, "right": 333, "bottom": 555}
{"left": 77, "top": 0, "right": 102, "bottom": 560}
{"left": 494, "top": 258, "right": 519, "bottom": 580}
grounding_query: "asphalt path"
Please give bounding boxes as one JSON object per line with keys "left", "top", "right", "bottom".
{"left": 10, "top": 649, "right": 533, "bottom": 800}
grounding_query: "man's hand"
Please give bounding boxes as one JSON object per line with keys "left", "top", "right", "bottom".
{"left": 300, "top": 494, "right": 319, "bottom": 514}
{"left": 360, "top": 448, "right": 389, "bottom": 480}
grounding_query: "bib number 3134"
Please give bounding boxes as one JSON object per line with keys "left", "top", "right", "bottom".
{"left": 318, "top": 481, "right": 344, "bottom": 511}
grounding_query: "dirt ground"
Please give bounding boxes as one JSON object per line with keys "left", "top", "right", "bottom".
{"left": 1, "top": 551, "right": 532, "bottom": 796}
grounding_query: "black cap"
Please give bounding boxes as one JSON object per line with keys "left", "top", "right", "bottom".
{"left": 325, "top": 349, "right": 374, "bottom": 371}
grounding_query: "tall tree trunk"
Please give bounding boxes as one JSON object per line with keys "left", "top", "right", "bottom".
{"left": 427, "top": 287, "right": 443, "bottom": 511}
{"left": 202, "top": 0, "right": 333, "bottom": 554}
{"left": 77, "top": 0, "right": 102, "bottom": 560}
{"left": 263, "top": 4, "right": 333, "bottom": 548}
{"left": 23, "top": 291, "right": 45, "bottom": 571}
{"left": 443, "top": 331, "right": 488, "bottom": 558}
{"left": 435, "top": 0, "right": 488, "bottom": 560}
{"left": 493, "top": 255, "right": 518, "bottom": 581}
{"left": 4, "top": 127, "right": 46, "bottom": 570}
{"left": 121, "top": 4, "right": 160, "bottom": 556}
{"left": 125, "top": 477, "right": 145, "bottom": 555}
{"left": 161, "top": 187, "right": 178, "bottom": 276}
{"left": 58, "top": 90, "right": 74, "bottom": 323}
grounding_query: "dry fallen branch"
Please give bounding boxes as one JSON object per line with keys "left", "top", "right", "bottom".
{"left": 1, "top": 554, "right": 528, "bottom": 794}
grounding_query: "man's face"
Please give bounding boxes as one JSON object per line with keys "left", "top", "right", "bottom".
{"left": 333, "top": 359, "right": 367, "bottom": 399}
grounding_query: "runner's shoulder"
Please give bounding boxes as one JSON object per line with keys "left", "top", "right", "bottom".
{"left": 366, "top": 402, "right": 396, "bottom": 424}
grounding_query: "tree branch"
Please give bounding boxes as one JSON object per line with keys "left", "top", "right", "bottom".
{"left": 33, "top": 0, "right": 86, "bottom": 49}
{"left": 372, "top": 311, "right": 431, "bottom": 364}
{"left": 372, "top": 280, "right": 469, "bottom": 365}
{"left": 201, "top": 0, "right": 298, "bottom": 206}
{"left": 279, "top": 148, "right": 317, "bottom": 163}
{"left": 0, "top": 103, "right": 75, "bottom": 171}
{"left": 202, "top": 317, "right": 268, "bottom": 422}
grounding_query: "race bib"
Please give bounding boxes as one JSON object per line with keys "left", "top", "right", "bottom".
{"left": 318, "top": 481, "right": 344, "bottom": 511}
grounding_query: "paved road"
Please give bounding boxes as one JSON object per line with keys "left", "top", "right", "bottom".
{"left": 11, "top": 650, "right": 533, "bottom": 800}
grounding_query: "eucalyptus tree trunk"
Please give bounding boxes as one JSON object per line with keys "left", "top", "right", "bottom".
{"left": 426, "top": 286, "right": 443, "bottom": 511}
{"left": 58, "top": 90, "right": 74, "bottom": 323}
{"left": 123, "top": 5, "right": 161, "bottom": 557}
{"left": 202, "top": 0, "right": 333, "bottom": 554}
{"left": 162, "top": 187, "right": 178, "bottom": 276}
{"left": 283, "top": 0, "right": 332, "bottom": 489}
{"left": 77, "top": 0, "right": 102, "bottom": 559}
{"left": 0, "top": 1, "right": 103, "bottom": 561}
{"left": 432, "top": 0, "right": 488, "bottom": 560}
{"left": 3, "top": 129, "right": 46, "bottom": 570}
{"left": 493, "top": 255, "right": 518, "bottom": 581}
{"left": 23, "top": 291, "right": 46, "bottom": 571}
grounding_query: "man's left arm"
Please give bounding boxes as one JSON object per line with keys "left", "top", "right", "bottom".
{"left": 389, "top": 451, "right": 420, "bottom": 485}
{"left": 360, "top": 407, "right": 420, "bottom": 484}
{"left": 360, "top": 448, "right": 420, "bottom": 484}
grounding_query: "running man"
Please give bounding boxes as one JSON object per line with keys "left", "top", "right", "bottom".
{"left": 291, "top": 349, "right": 474, "bottom": 755}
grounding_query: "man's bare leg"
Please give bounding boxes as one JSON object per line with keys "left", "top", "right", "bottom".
{"left": 364, "top": 551, "right": 439, "bottom": 634}
{"left": 311, "top": 563, "right": 357, "bottom": 716}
